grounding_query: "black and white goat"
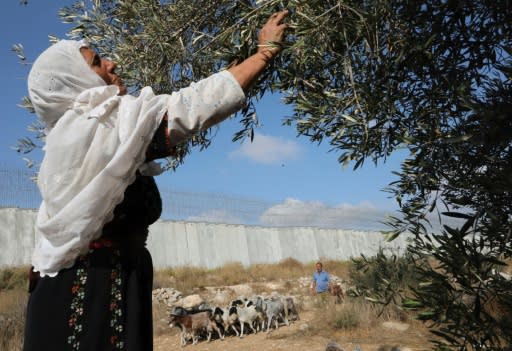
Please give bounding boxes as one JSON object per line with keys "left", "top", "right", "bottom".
{"left": 212, "top": 306, "right": 239, "bottom": 337}
{"left": 230, "top": 299, "right": 264, "bottom": 338}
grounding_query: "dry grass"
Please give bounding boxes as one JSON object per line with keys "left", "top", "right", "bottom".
{"left": 248, "top": 257, "right": 308, "bottom": 281}
{"left": 153, "top": 262, "right": 249, "bottom": 293}
{"left": 0, "top": 275, "right": 28, "bottom": 351}
{"left": 0, "top": 266, "right": 29, "bottom": 291}
{"left": 153, "top": 257, "right": 316, "bottom": 295}
{"left": 310, "top": 297, "right": 379, "bottom": 333}
{"left": 151, "top": 258, "right": 422, "bottom": 344}
{"left": 304, "top": 296, "right": 412, "bottom": 335}
{"left": 152, "top": 298, "right": 173, "bottom": 337}
{"left": 1, "top": 259, "right": 425, "bottom": 350}
{"left": 153, "top": 258, "right": 354, "bottom": 295}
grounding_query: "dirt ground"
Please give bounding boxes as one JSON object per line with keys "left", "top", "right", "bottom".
{"left": 154, "top": 306, "right": 435, "bottom": 351}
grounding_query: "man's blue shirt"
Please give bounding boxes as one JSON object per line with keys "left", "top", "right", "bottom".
{"left": 313, "top": 271, "right": 329, "bottom": 293}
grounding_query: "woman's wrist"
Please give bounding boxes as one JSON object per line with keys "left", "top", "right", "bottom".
{"left": 256, "top": 42, "right": 281, "bottom": 63}
{"left": 256, "top": 50, "right": 274, "bottom": 64}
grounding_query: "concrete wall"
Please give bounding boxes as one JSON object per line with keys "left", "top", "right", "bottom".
{"left": 0, "top": 208, "right": 409, "bottom": 269}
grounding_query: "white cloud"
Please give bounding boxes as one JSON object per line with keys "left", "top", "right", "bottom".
{"left": 229, "top": 133, "right": 301, "bottom": 165}
{"left": 259, "top": 198, "right": 393, "bottom": 231}
{"left": 182, "top": 197, "right": 469, "bottom": 233}
{"left": 187, "top": 209, "right": 243, "bottom": 224}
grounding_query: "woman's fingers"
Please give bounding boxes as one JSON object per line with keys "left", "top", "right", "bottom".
{"left": 257, "top": 10, "right": 289, "bottom": 59}
{"left": 269, "top": 10, "right": 289, "bottom": 24}
{"left": 260, "top": 11, "right": 288, "bottom": 41}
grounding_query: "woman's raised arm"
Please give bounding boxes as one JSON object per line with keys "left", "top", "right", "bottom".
{"left": 227, "top": 10, "right": 289, "bottom": 92}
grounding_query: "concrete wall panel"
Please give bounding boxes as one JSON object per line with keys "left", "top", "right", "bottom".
{"left": 245, "top": 226, "right": 282, "bottom": 265}
{"left": 0, "top": 208, "right": 410, "bottom": 269}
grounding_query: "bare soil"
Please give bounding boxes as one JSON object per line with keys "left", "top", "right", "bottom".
{"left": 153, "top": 292, "right": 435, "bottom": 351}
{"left": 155, "top": 312, "right": 433, "bottom": 351}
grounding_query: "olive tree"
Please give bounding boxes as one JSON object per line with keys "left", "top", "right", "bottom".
{"left": 16, "top": 0, "right": 512, "bottom": 348}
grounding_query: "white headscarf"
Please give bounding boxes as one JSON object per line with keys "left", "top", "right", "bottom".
{"left": 28, "top": 40, "right": 107, "bottom": 130}
{"left": 28, "top": 40, "right": 169, "bottom": 276}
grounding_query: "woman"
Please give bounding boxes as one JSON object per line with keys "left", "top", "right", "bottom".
{"left": 23, "top": 10, "right": 288, "bottom": 351}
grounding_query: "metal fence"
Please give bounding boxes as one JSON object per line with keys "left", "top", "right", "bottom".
{"left": 0, "top": 168, "right": 275, "bottom": 221}
{"left": 0, "top": 167, "right": 40, "bottom": 209}
{"left": 0, "top": 168, "right": 389, "bottom": 231}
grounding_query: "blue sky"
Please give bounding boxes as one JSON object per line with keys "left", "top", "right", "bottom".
{"left": 0, "top": 1, "right": 406, "bottom": 230}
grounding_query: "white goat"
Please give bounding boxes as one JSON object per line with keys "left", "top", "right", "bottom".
{"left": 234, "top": 300, "right": 264, "bottom": 338}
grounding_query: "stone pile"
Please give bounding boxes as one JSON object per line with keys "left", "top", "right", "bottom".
{"left": 152, "top": 287, "right": 182, "bottom": 306}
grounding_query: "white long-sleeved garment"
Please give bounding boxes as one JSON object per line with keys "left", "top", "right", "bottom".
{"left": 28, "top": 41, "right": 245, "bottom": 277}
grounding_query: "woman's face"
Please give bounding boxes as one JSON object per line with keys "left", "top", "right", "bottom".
{"left": 80, "top": 47, "right": 127, "bottom": 95}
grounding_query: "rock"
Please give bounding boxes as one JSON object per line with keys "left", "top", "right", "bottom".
{"left": 152, "top": 287, "right": 182, "bottom": 306}
{"left": 270, "top": 291, "right": 281, "bottom": 298}
{"left": 500, "top": 272, "right": 512, "bottom": 280}
{"left": 176, "top": 294, "right": 205, "bottom": 309}
{"left": 211, "top": 288, "right": 230, "bottom": 306}
{"left": 265, "top": 282, "right": 283, "bottom": 290}
{"left": 299, "top": 323, "right": 309, "bottom": 332}
{"left": 382, "top": 321, "right": 410, "bottom": 332}
{"left": 377, "top": 345, "right": 411, "bottom": 351}
{"left": 325, "top": 340, "right": 344, "bottom": 351}
{"left": 229, "top": 284, "right": 253, "bottom": 297}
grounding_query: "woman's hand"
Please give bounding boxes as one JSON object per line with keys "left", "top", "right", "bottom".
{"left": 257, "top": 10, "right": 289, "bottom": 62}
{"left": 227, "top": 10, "right": 289, "bottom": 92}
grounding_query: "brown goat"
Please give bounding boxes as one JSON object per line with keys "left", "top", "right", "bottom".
{"left": 329, "top": 284, "right": 344, "bottom": 304}
{"left": 169, "top": 310, "right": 223, "bottom": 346}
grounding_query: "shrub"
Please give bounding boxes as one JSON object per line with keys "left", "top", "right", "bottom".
{"left": 331, "top": 305, "right": 360, "bottom": 330}
{"left": 349, "top": 248, "right": 420, "bottom": 307}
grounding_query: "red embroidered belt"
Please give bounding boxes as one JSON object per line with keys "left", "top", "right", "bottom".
{"left": 89, "top": 238, "right": 116, "bottom": 249}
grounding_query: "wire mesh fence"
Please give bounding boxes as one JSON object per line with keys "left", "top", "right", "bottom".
{"left": 0, "top": 167, "right": 40, "bottom": 209}
{"left": 159, "top": 187, "right": 274, "bottom": 225}
{"left": 0, "top": 167, "right": 389, "bottom": 231}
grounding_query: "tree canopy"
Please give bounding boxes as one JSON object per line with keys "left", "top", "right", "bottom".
{"left": 17, "top": 0, "right": 512, "bottom": 349}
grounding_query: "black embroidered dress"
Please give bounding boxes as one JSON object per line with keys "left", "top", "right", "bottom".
{"left": 23, "top": 174, "right": 162, "bottom": 351}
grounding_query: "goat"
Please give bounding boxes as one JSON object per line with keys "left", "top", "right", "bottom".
{"left": 234, "top": 300, "right": 264, "bottom": 338}
{"left": 213, "top": 306, "right": 239, "bottom": 337}
{"left": 285, "top": 297, "right": 300, "bottom": 321}
{"left": 256, "top": 297, "right": 289, "bottom": 332}
{"left": 169, "top": 308, "right": 223, "bottom": 346}
{"left": 329, "top": 284, "right": 345, "bottom": 304}
{"left": 246, "top": 296, "right": 267, "bottom": 331}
